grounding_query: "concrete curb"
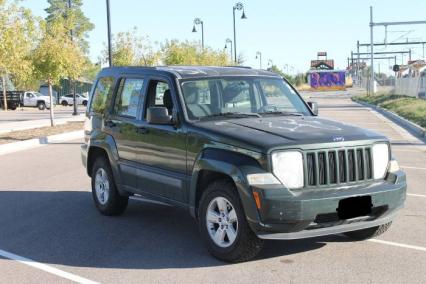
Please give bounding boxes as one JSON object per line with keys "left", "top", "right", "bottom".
{"left": 0, "top": 130, "right": 84, "bottom": 156}
{"left": 352, "top": 98, "right": 426, "bottom": 138}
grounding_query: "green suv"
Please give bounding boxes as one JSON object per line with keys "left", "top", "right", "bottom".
{"left": 81, "top": 66, "right": 406, "bottom": 262}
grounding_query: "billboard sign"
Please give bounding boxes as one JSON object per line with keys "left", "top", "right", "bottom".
{"left": 309, "top": 70, "right": 346, "bottom": 91}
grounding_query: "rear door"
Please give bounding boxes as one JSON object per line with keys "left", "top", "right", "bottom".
{"left": 103, "top": 76, "right": 146, "bottom": 189}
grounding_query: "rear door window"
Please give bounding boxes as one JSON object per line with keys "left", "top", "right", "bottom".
{"left": 114, "top": 78, "right": 144, "bottom": 118}
{"left": 90, "top": 77, "right": 114, "bottom": 114}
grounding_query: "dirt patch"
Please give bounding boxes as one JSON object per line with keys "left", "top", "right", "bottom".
{"left": 0, "top": 121, "right": 84, "bottom": 145}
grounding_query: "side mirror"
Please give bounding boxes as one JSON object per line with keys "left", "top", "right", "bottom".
{"left": 147, "top": 107, "right": 172, "bottom": 124}
{"left": 307, "top": 101, "right": 319, "bottom": 116}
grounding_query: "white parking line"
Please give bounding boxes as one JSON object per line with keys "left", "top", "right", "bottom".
{"left": 407, "top": 193, "right": 426, "bottom": 198}
{"left": 400, "top": 165, "right": 426, "bottom": 170}
{"left": 0, "top": 249, "right": 99, "bottom": 284}
{"left": 368, "top": 239, "right": 426, "bottom": 252}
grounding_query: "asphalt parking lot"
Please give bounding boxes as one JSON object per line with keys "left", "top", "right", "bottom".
{"left": 0, "top": 90, "right": 425, "bottom": 283}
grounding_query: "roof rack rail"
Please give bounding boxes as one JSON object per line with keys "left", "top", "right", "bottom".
{"left": 224, "top": 65, "right": 252, "bottom": 69}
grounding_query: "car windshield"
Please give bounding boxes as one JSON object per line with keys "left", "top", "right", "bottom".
{"left": 180, "top": 77, "right": 311, "bottom": 120}
{"left": 34, "top": 92, "right": 43, "bottom": 97}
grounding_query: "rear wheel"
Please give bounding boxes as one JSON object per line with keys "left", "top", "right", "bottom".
{"left": 198, "top": 179, "right": 264, "bottom": 262}
{"left": 91, "top": 156, "right": 128, "bottom": 216}
{"left": 37, "top": 102, "right": 46, "bottom": 110}
{"left": 61, "top": 100, "right": 68, "bottom": 106}
{"left": 344, "top": 222, "right": 392, "bottom": 240}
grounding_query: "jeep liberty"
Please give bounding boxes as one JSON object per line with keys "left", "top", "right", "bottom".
{"left": 81, "top": 66, "right": 406, "bottom": 262}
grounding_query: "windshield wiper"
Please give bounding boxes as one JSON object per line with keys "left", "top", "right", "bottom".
{"left": 259, "top": 111, "right": 303, "bottom": 116}
{"left": 203, "top": 112, "right": 261, "bottom": 119}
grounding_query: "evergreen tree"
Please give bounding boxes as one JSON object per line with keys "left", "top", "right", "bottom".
{"left": 45, "top": 0, "right": 94, "bottom": 53}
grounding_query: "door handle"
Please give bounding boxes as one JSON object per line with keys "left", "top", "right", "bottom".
{"left": 104, "top": 120, "right": 116, "bottom": 127}
{"left": 137, "top": 127, "right": 148, "bottom": 134}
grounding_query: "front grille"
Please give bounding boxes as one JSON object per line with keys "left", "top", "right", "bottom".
{"left": 305, "top": 147, "right": 373, "bottom": 187}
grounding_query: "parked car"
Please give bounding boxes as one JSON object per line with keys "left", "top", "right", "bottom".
{"left": 81, "top": 66, "right": 406, "bottom": 262}
{"left": 60, "top": 94, "right": 88, "bottom": 106}
{"left": 0, "top": 91, "right": 21, "bottom": 110}
{"left": 20, "top": 91, "right": 54, "bottom": 110}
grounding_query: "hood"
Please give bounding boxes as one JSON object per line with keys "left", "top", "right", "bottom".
{"left": 194, "top": 116, "right": 386, "bottom": 152}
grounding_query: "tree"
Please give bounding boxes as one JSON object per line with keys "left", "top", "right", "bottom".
{"left": 0, "top": 0, "right": 36, "bottom": 110}
{"left": 268, "top": 65, "right": 295, "bottom": 85}
{"left": 161, "top": 40, "right": 230, "bottom": 66}
{"left": 45, "top": 0, "right": 94, "bottom": 53}
{"left": 33, "top": 19, "right": 85, "bottom": 126}
{"left": 102, "top": 28, "right": 160, "bottom": 66}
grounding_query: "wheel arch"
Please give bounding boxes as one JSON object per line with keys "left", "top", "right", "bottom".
{"left": 86, "top": 134, "right": 124, "bottom": 194}
{"left": 189, "top": 148, "right": 264, "bottom": 226}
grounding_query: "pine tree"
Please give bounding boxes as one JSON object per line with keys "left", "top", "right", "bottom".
{"left": 45, "top": 0, "right": 94, "bottom": 53}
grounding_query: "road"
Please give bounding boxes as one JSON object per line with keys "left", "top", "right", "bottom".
{"left": 0, "top": 90, "right": 425, "bottom": 283}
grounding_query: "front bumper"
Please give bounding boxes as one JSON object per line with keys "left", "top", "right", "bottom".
{"left": 250, "top": 170, "right": 406, "bottom": 240}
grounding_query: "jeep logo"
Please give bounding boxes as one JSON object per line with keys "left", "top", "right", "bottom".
{"left": 333, "top": 136, "right": 345, "bottom": 142}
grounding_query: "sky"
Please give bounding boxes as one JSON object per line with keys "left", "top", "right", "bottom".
{"left": 22, "top": 0, "right": 426, "bottom": 74}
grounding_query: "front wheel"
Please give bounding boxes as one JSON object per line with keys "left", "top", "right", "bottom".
{"left": 37, "top": 102, "right": 46, "bottom": 110}
{"left": 61, "top": 100, "right": 68, "bottom": 106}
{"left": 344, "top": 222, "right": 392, "bottom": 240}
{"left": 91, "top": 156, "right": 128, "bottom": 216}
{"left": 198, "top": 180, "right": 264, "bottom": 262}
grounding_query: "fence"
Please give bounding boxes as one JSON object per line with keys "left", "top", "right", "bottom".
{"left": 394, "top": 74, "right": 426, "bottom": 98}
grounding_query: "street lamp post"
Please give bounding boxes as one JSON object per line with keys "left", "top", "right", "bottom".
{"left": 192, "top": 18, "right": 204, "bottom": 49}
{"left": 225, "top": 39, "right": 233, "bottom": 61}
{"left": 68, "top": 0, "right": 78, "bottom": 116}
{"left": 232, "top": 2, "right": 247, "bottom": 63}
{"left": 106, "top": 0, "right": 112, "bottom": 67}
{"left": 255, "top": 51, "right": 262, "bottom": 69}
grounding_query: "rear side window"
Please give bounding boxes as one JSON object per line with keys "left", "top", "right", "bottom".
{"left": 114, "top": 78, "right": 144, "bottom": 118}
{"left": 90, "top": 77, "right": 114, "bottom": 114}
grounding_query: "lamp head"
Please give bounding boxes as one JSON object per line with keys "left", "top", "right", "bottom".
{"left": 192, "top": 25, "right": 197, "bottom": 33}
{"left": 241, "top": 10, "right": 247, "bottom": 19}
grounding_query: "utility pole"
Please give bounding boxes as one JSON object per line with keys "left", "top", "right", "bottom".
{"left": 367, "top": 6, "right": 426, "bottom": 94}
{"left": 357, "top": 40, "right": 360, "bottom": 86}
{"left": 370, "top": 6, "right": 374, "bottom": 95}
{"left": 106, "top": 0, "right": 112, "bottom": 67}
{"left": 67, "top": 0, "right": 78, "bottom": 116}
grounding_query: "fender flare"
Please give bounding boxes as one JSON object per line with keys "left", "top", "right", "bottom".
{"left": 87, "top": 133, "right": 124, "bottom": 191}
{"left": 188, "top": 148, "right": 265, "bottom": 227}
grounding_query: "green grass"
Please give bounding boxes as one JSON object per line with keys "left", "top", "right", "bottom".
{"left": 355, "top": 94, "right": 426, "bottom": 128}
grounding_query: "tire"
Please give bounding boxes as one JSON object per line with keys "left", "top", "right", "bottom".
{"left": 82, "top": 100, "right": 88, "bottom": 106}
{"left": 198, "top": 179, "right": 264, "bottom": 262}
{"left": 61, "top": 100, "right": 68, "bottom": 106}
{"left": 91, "top": 156, "right": 129, "bottom": 216}
{"left": 37, "top": 102, "right": 46, "bottom": 110}
{"left": 344, "top": 222, "right": 392, "bottom": 240}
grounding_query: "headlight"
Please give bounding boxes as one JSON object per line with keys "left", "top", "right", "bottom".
{"left": 372, "top": 143, "right": 390, "bottom": 179}
{"left": 272, "top": 151, "right": 304, "bottom": 189}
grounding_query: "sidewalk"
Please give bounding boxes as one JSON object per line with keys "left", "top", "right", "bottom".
{"left": 0, "top": 115, "right": 85, "bottom": 134}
